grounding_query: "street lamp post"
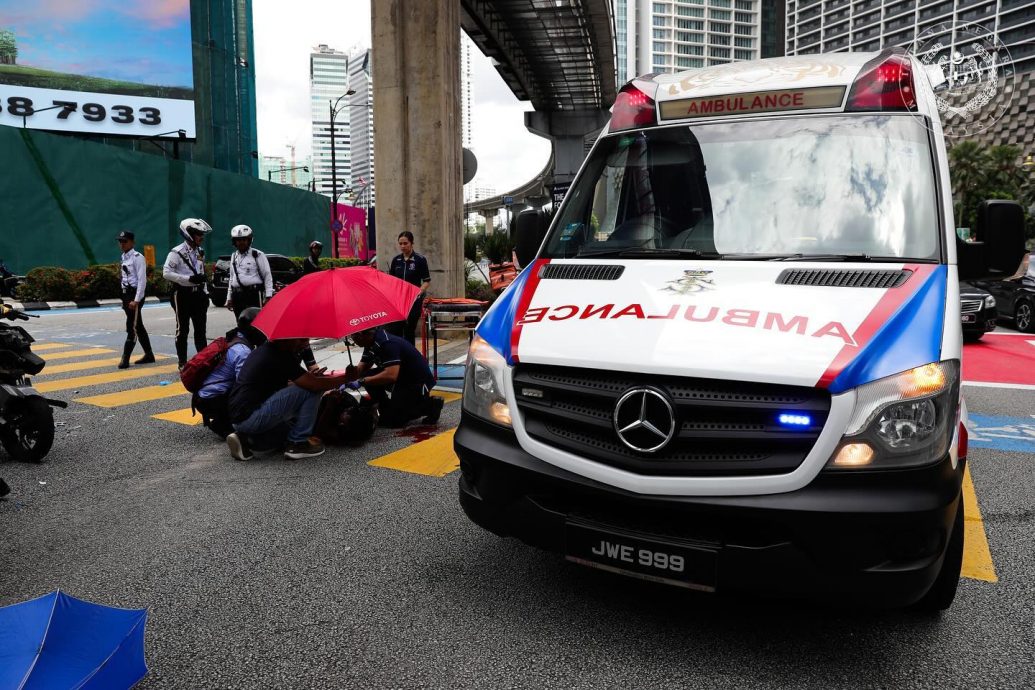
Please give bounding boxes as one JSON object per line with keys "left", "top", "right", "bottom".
{"left": 328, "top": 89, "right": 356, "bottom": 258}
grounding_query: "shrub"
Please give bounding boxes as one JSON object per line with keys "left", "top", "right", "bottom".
{"left": 481, "top": 232, "right": 514, "bottom": 265}
{"left": 464, "top": 235, "right": 480, "bottom": 263}
{"left": 465, "top": 279, "right": 496, "bottom": 305}
{"left": 19, "top": 267, "right": 77, "bottom": 302}
{"left": 287, "top": 257, "right": 364, "bottom": 269}
{"left": 74, "top": 264, "right": 121, "bottom": 301}
{"left": 146, "top": 266, "right": 171, "bottom": 298}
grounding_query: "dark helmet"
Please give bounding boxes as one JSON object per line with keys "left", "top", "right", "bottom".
{"left": 236, "top": 307, "right": 266, "bottom": 345}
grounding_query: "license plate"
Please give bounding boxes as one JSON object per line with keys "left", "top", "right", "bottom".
{"left": 962, "top": 314, "right": 976, "bottom": 323}
{"left": 565, "top": 521, "right": 717, "bottom": 591}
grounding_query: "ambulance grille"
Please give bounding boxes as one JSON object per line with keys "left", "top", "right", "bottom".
{"left": 514, "top": 365, "right": 830, "bottom": 477}
{"left": 541, "top": 264, "right": 625, "bottom": 281}
{"left": 776, "top": 268, "right": 911, "bottom": 289}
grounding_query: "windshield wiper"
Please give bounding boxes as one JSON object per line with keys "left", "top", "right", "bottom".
{"left": 767, "top": 253, "right": 875, "bottom": 262}
{"left": 574, "top": 247, "right": 724, "bottom": 259}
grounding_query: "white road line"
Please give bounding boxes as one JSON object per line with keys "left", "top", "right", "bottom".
{"left": 963, "top": 381, "right": 1035, "bottom": 391}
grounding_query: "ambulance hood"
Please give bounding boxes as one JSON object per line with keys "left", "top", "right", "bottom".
{"left": 477, "top": 260, "right": 947, "bottom": 393}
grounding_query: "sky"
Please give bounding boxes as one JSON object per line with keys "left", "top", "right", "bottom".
{"left": 0, "top": 0, "right": 193, "bottom": 87}
{"left": 252, "top": 0, "right": 550, "bottom": 195}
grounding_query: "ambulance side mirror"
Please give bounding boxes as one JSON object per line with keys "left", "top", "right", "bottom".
{"left": 514, "top": 209, "right": 548, "bottom": 268}
{"left": 958, "top": 200, "right": 1027, "bottom": 280}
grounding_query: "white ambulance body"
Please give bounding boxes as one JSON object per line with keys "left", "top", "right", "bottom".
{"left": 454, "top": 51, "right": 1026, "bottom": 609}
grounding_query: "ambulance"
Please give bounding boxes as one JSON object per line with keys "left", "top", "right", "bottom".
{"left": 454, "top": 50, "right": 1026, "bottom": 610}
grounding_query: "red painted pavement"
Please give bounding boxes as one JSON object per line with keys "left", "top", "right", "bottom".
{"left": 962, "top": 333, "right": 1035, "bottom": 385}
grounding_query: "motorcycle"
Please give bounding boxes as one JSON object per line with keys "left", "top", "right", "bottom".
{"left": 0, "top": 302, "right": 67, "bottom": 463}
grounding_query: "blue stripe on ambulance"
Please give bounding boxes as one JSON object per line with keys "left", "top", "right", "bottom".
{"left": 475, "top": 264, "right": 535, "bottom": 363}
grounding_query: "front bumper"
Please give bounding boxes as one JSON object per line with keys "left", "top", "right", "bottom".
{"left": 962, "top": 305, "right": 997, "bottom": 334}
{"left": 455, "top": 414, "right": 963, "bottom": 606}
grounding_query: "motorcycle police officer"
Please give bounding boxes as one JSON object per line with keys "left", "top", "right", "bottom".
{"left": 163, "top": 217, "right": 211, "bottom": 369}
{"left": 116, "top": 231, "right": 155, "bottom": 369}
{"left": 225, "top": 224, "right": 273, "bottom": 320}
{"left": 303, "top": 241, "right": 323, "bottom": 275}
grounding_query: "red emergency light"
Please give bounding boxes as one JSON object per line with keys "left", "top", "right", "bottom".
{"left": 610, "top": 83, "right": 657, "bottom": 131}
{"left": 846, "top": 53, "right": 917, "bottom": 111}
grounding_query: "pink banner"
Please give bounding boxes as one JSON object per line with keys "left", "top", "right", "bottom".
{"left": 333, "top": 203, "right": 372, "bottom": 260}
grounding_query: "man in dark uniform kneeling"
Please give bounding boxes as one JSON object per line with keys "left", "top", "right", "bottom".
{"left": 347, "top": 327, "right": 444, "bottom": 427}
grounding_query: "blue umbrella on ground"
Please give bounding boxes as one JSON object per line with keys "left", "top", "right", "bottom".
{"left": 0, "top": 591, "right": 148, "bottom": 689}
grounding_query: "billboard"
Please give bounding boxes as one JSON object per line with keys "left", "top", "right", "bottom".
{"left": 0, "top": 1, "right": 196, "bottom": 138}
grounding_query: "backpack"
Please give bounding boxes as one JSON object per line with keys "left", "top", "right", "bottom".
{"left": 180, "top": 337, "right": 242, "bottom": 393}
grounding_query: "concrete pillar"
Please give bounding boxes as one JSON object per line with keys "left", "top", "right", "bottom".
{"left": 525, "top": 110, "right": 611, "bottom": 188}
{"left": 371, "top": 0, "right": 464, "bottom": 297}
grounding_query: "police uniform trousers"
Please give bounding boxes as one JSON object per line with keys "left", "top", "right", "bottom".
{"left": 230, "top": 285, "right": 264, "bottom": 321}
{"left": 121, "top": 287, "right": 153, "bottom": 357}
{"left": 172, "top": 286, "right": 209, "bottom": 365}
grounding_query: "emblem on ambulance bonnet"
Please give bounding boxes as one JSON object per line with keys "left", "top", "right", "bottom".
{"left": 613, "top": 388, "right": 677, "bottom": 453}
{"left": 662, "top": 270, "right": 715, "bottom": 295}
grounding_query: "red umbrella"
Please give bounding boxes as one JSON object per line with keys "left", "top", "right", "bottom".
{"left": 252, "top": 266, "right": 421, "bottom": 340}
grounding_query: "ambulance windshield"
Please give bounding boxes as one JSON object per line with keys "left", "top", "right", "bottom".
{"left": 544, "top": 115, "right": 939, "bottom": 261}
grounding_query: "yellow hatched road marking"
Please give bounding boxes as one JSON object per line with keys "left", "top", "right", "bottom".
{"left": 76, "top": 382, "right": 188, "bottom": 408}
{"left": 42, "top": 348, "right": 116, "bottom": 361}
{"left": 961, "top": 464, "right": 997, "bottom": 583}
{"left": 152, "top": 408, "right": 203, "bottom": 426}
{"left": 30, "top": 343, "right": 77, "bottom": 352}
{"left": 368, "top": 428, "right": 459, "bottom": 477}
{"left": 40, "top": 356, "right": 170, "bottom": 376}
{"left": 433, "top": 390, "right": 462, "bottom": 403}
{"left": 34, "top": 364, "right": 180, "bottom": 393}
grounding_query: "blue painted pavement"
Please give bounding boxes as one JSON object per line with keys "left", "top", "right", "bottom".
{"left": 968, "top": 413, "right": 1035, "bottom": 453}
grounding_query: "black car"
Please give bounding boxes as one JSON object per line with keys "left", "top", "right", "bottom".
{"left": 208, "top": 253, "right": 303, "bottom": 307}
{"left": 975, "top": 255, "right": 1035, "bottom": 333}
{"left": 959, "top": 281, "right": 998, "bottom": 341}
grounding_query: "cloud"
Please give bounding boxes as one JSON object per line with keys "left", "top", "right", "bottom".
{"left": 120, "top": 0, "right": 190, "bottom": 30}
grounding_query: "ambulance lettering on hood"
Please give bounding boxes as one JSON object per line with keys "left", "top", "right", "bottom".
{"left": 476, "top": 260, "right": 946, "bottom": 394}
{"left": 517, "top": 304, "right": 857, "bottom": 346}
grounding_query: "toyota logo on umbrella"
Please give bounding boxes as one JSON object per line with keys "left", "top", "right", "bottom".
{"left": 613, "top": 387, "right": 677, "bottom": 453}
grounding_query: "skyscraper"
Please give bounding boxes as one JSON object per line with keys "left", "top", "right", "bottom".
{"left": 310, "top": 44, "right": 350, "bottom": 199}
{"left": 347, "top": 47, "right": 375, "bottom": 207}
{"left": 613, "top": 0, "right": 767, "bottom": 81}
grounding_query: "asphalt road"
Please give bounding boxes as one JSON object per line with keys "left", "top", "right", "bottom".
{"left": 1, "top": 305, "right": 1033, "bottom": 688}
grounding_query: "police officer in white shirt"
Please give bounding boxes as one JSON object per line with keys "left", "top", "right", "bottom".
{"left": 163, "top": 217, "right": 211, "bottom": 369}
{"left": 225, "top": 224, "right": 273, "bottom": 320}
{"left": 116, "top": 231, "right": 155, "bottom": 369}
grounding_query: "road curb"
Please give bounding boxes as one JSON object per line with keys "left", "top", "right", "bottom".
{"left": 7, "top": 296, "right": 170, "bottom": 312}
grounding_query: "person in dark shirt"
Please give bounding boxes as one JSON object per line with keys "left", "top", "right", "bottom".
{"left": 387, "top": 231, "right": 431, "bottom": 345}
{"left": 226, "top": 338, "right": 348, "bottom": 461}
{"left": 303, "top": 241, "right": 322, "bottom": 275}
{"left": 347, "top": 327, "right": 443, "bottom": 427}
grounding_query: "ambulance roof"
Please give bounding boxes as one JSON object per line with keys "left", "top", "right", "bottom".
{"left": 649, "top": 52, "right": 881, "bottom": 102}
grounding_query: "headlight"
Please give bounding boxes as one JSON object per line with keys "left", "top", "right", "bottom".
{"left": 983, "top": 295, "right": 996, "bottom": 308}
{"left": 462, "top": 335, "right": 512, "bottom": 427}
{"left": 827, "top": 361, "right": 959, "bottom": 470}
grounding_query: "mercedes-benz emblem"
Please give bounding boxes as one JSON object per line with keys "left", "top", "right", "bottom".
{"left": 613, "top": 387, "right": 677, "bottom": 453}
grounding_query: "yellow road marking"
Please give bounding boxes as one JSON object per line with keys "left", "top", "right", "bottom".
{"left": 30, "top": 343, "right": 76, "bottom": 352}
{"left": 368, "top": 428, "right": 459, "bottom": 477}
{"left": 39, "top": 356, "right": 169, "bottom": 376}
{"left": 42, "top": 348, "right": 116, "bottom": 361}
{"left": 961, "top": 464, "right": 997, "bottom": 583}
{"left": 153, "top": 408, "right": 203, "bottom": 426}
{"left": 33, "top": 364, "right": 180, "bottom": 393}
{"left": 433, "top": 390, "right": 462, "bottom": 403}
{"left": 76, "top": 382, "right": 188, "bottom": 407}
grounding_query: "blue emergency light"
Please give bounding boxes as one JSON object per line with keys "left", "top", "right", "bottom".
{"left": 778, "top": 413, "right": 812, "bottom": 428}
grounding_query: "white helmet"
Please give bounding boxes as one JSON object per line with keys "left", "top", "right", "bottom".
{"left": 178, "top": 217, "right": 212, "bottom": 244}
{"left": 230, "top": 224, "right": 254, "bottom": 240}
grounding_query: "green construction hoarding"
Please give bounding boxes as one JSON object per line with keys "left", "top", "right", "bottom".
{"left": 0, "top": 126, "right": 330, "bottom": 273}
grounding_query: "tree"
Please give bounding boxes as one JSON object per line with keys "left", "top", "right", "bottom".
{"left": 0, "top": 29, "right": 17, "bottom": 65}
{"left": 949, "top": 142, "right": 1034, "bottom": 241}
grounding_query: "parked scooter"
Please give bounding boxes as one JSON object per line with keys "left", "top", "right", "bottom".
{"left": 0, "top": 302, "right": 67, "bottom": 463}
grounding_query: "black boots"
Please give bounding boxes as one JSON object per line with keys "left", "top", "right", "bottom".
{"left": 117, "top": 342, "right": 134, "bottom": 369}
{"left": 135, "top": 333, "right": 155, "bottom": 364}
